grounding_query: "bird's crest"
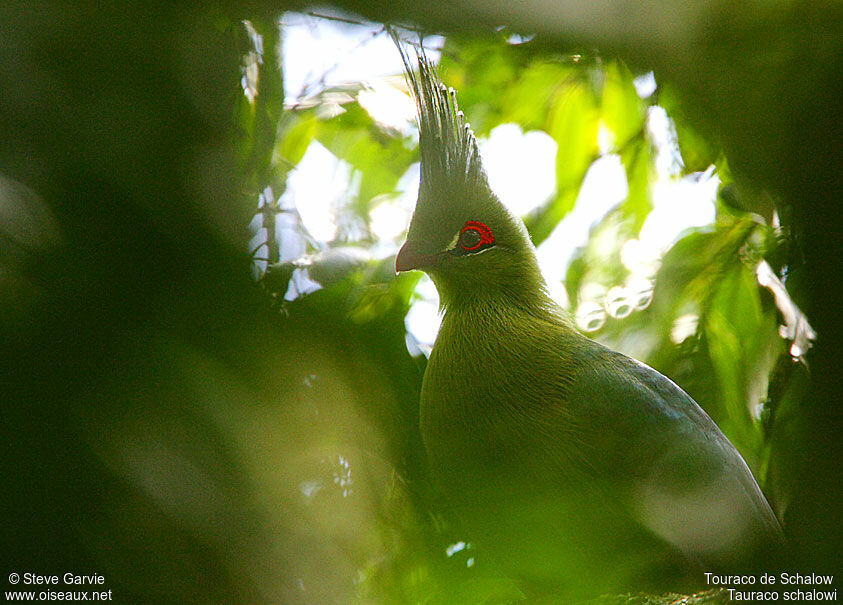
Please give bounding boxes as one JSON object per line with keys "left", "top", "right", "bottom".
{"left": 392, "top": 32, "right": 493, "bottom": 226}
{"left": 390, "top": 32, "right": 555, "bottom": 312}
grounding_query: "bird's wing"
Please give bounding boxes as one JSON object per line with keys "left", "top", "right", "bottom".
{"left": 563, "top": 338, "right": 783, "bottom": 566}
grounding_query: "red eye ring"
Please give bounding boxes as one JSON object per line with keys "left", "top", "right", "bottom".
{"left": 458, "top": 221, "right": 494, "bottom": 251}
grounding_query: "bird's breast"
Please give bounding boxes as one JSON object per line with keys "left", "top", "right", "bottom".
{"left": 418, "top": 309, "right": 581, "bottom": 492}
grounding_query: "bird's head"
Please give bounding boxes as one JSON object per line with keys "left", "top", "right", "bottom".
{"left": 395, "top": 45, "right": 547, "bottom": 310}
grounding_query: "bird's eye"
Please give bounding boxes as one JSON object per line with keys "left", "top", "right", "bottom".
{"left": 459, "top": 228, "right": 481, "bottom": 250}
{"left": 458, "top": 221, "right": 494, "bottom": 252}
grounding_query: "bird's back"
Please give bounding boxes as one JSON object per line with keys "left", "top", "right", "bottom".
{"left": 420, "top": 305, "right": 782, "bottom": 596}
{"left": 564, "top": 338, "right": 783, "bottom": 563}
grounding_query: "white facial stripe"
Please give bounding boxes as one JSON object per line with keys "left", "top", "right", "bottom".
{"left": 469, "top": 246, "right": 494, "bottom": 257}
{"left": 444, "top": 230, "right": 460, "bottom": 251}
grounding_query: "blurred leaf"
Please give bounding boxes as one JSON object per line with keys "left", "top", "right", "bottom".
{"left": 601, "top": 60, "right": 652, "bottom": 232}
{"left": 277, "top": 112, "right": 318, "bottom": 167}
{"left": 526, "top": 82, "right": 600, "bottom": 244}
{"left": 658, "top": 84, "right": 719, "bottom": 173}
{"left": 315, "top": 101, "right": 416, "bottom": 217}
{"left": 650, "top": 219, "right": 756, "bottom": 325}
{"left": 307, "top": 247, "right": 372, "bottom": 287}
{"left": 501, "top": 61, "right": 576, "bottom": 131}
{"left": 619, "top": 138, "right": 652, "bottom": 232}
{"left": 438, "top": 36, "right": 521, "bottom": 135}
{"left": 602, "top": 60, "right": 645, "bottom": 148}
{"left": 703, "top": 261, "right": 779, "bottom": 462}
{"left": 551, "top": 83, "right": 601, "bottom": 198}
{"left": 718, "top": 180, "right": 776, "bottom": 225}
{"left": 438, "top": 576, "right": 525, "bottom": 604}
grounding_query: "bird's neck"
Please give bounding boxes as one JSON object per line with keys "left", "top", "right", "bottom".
{"left": 436, "top": 279, "right": 573, "bottom": 346}
{"left": 435, "top": 274, "right": 562, "bottom": 326}
{"left": 432, "top": 251, "right": 558, "bottom": 313}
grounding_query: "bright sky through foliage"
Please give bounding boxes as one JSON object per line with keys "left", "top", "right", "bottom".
{"left": 280, "top": 14, "right": 716, "bottom": 348}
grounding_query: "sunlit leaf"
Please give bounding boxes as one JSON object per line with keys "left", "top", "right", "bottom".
{"left": 526, "top": 83, "right": 600, "bottom": 244}
{"left": 438, "top": 36, "right": 520, "bottom": 135}
{"left": 619, "top": 138, "right": 652, "bottom": 232}
{"left": 601, "top": 60, "right": 645, "bottom": 148}
{"left": 659, "top": 84, "right": 720, "bottom": 173}
{"left": 703, "top": 262, "right": 776, "bottom": 462}
{"left": 501, "top": 61, "right": 577, "bottom": 131}
{"left": 314, "top": 103, "right": 416, "bottom": 217}
{"left": 277, "top": 112, "right": 318, "bottom": 167}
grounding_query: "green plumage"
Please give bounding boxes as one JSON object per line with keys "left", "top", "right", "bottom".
{"left": 394, "top": 42, "right": 783, "bottom": 597}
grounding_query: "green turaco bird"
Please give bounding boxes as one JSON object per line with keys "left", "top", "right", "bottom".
{"left": 394, "top": 45, "right": 784, "bottom": 597}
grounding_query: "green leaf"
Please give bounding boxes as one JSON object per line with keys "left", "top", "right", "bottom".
{"left": 602, "top": 60, "right": 645, "bottom": 148}
{"left": 619, "top": 138, "right": 652, "bottom": 232}
{"left": 551, "top": 82, "right": 600, "bottom": 191}
{"left": 525, "top": 82, "right": 599, "bottom": 244}
{"left": 500, "top": 60, "right": 578, "bottom": 132}
{"left": 651, "top": 219, "right": 756, "bottom": 324}
{"left": 314, "top": 103, "right": 416, "bottom": 215}
{"left": 659, "top": 84, "right": 720, "bottom": 173}
{"left": 437, "top": 577, "right": 525, "bottom": 604}
{"left": 438, "top": 37, "right": 519, "bottom": 135}
{"left": 277, "top": 112, "right": 318, "bottom": 167}
{"left": 703, "top": 264, "right": 770, "bottom": 461}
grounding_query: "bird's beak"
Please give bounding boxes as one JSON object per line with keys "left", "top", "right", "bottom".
{"left": 395, "top": 241, "right": 434, "bottom": 273}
